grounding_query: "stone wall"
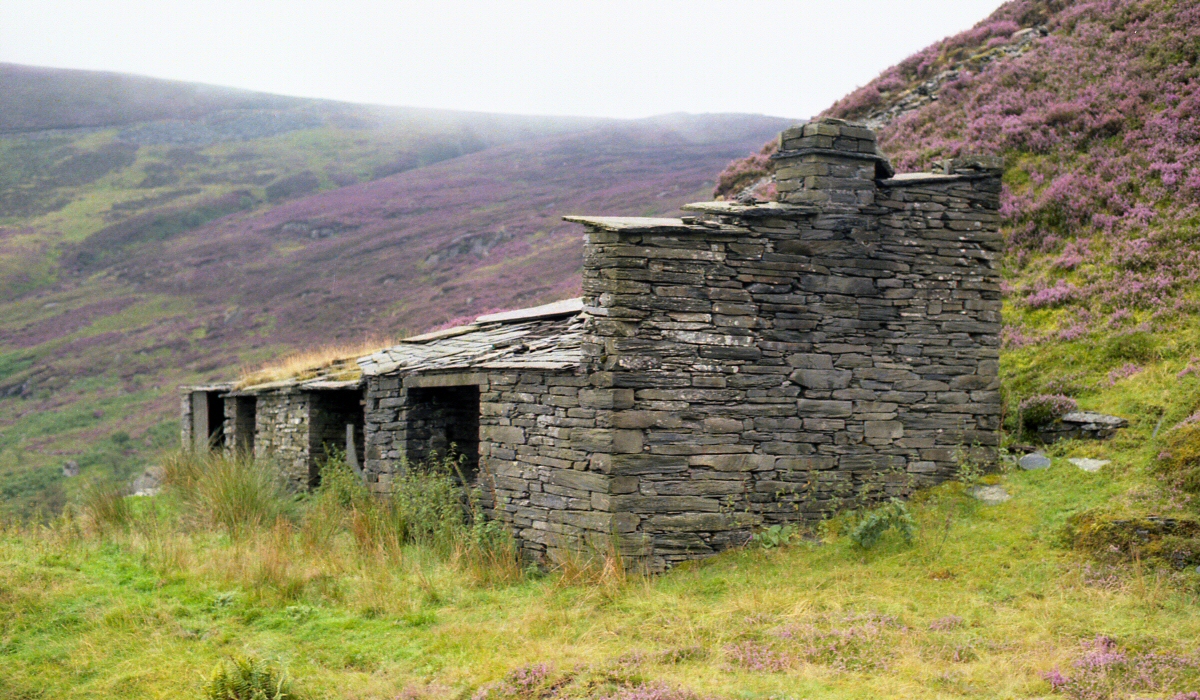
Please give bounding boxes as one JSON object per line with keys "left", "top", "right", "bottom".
{"left": 253, "top": 390, "right": 313, "bottom": 488}
{"left": 364, "top": 369, "right": 617, "bottom": 562}
{"left": 356, "top": 118, "right": 1002, "bottom": 571}
{"left": 223, "top": 395, "right": 257, "bottom": 456}
{"left": 575, "top": 118, "right": 1002, "bottom": 570}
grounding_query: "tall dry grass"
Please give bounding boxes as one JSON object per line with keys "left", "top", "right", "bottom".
{"left": 235, "top": 337, "right": 399, "bottom": 389}
{"left": 79, "top": 479, "right": 133, "bottom": 535}
{"left": 162, "top": 451, "right": 295, "bottom": 538}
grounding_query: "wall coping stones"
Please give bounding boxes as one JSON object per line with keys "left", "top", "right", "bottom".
{"left": 560, "top": 216, "right": 699, "bottom": 233}
{"left": 680, "top": 201, "right": 820, "bottom": 219}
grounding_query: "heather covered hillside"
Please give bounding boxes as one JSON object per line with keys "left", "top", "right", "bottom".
{"left": 0, "top": 63, "right": 790, "bottom": 517}
{"left": 717, "top": 0, "right": 1200, "bottom": 344}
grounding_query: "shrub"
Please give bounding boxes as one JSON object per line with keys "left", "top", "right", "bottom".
{"left": 849, "top": 500, "right": 915, "bottom": 550}
{"left": 390, "top": 454, "right": 466, "bottom": 549}
{"left": 1019, "top": 394, "right": 1078, "bottom": 430}
{"left": 752, "top": 524, "right": 799, "bottom": 549}
{"left": 203, "top": 655, "right": 299, "bottom": 700}
{"left": 1041, "top": 636, "right": 1200, "bottom": 699}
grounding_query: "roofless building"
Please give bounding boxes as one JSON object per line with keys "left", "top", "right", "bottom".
{"left": 183, "top": 119, "right": 1003, "bottom": 570}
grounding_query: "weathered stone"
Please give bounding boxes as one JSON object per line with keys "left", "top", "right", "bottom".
{"left": 1068, "top": 457, "right": 1109, "bottom": 473}
{"left": 1019, "top": 453, "right": 1052, "bottom": 470}
{"left": 790, "top": 369, "right": 852, "bottom": 390}
{"left": 970, "top": 484, "right": 1010, "bottom": 505}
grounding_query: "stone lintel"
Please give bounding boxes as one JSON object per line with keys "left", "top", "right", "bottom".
{"left": 402, "top": 372, "right": 489, "bottom": 389}
{"left": 879, "top": 171, "right": 999, "bottom": 187}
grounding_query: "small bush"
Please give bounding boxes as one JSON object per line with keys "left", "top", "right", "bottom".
{"left": 390, "top": 454, "right": 467, "bottom": 549}
{"left": 849, "top": 500, "right": 916, "bottom": 550}
{"left": 203, "top": 655, "right": 298, "bottom": 700}
{"left": 752, "top": 524, "right": 799, "bottom": 549}
{"left": 1019, "top": 394, "right": 1078, "bottom": 430}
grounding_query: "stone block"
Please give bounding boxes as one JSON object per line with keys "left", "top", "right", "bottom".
{"left": 480, "top": 424, "right": 526, "bottom": 445}
{"left": 703, "top": 417, "right": 744, "bottom": 434}
{"left": 689, "top": 454, "right": 776, "bottom": 471}
{"left": 797, "top": 399, "right": 853, "bottom": 417}
{"left": 864, "top": 421, "right": 904, "bottom": 439}
{"left": 790, "top": 369, "right": 852, "bottom": 390}
{"left": 579, "top": 388, "right": 635, "bottom": 409}
{"left": 613, "top": 429, "right": 644, "bottom": 454}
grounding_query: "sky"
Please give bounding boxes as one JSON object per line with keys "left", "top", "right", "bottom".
{"left": 0, "top": 0, "right": 1008, "bottom": 120}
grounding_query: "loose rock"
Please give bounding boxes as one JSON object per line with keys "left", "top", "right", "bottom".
{"left": 970, "top": 485, "right": 1011, "bottom": 505}
{"left": 62, "top": 460, "right": 79, "bottom": 478}
{"left": 1068, "top": 457, "right": 1109, "bottom": 473}
{"left": 1019, "top": 453, "right": 1052, "bottom": 470}
{"left": 130, "top": 466, "right": 163, "bottom": 497}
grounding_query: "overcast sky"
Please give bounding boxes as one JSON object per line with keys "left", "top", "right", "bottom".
{"left": 0, "top": 0, "right": 1007, "bottom": 120}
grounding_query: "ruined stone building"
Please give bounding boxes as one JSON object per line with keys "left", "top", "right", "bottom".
{"left": 183, "top": 118, "right": 1003, "bottom": 570}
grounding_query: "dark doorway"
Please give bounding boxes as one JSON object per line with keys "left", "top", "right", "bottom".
{"left": 233, "top": 396, "right": 256, "bottom": 455}
{"left": 405, "top": 385, "right": 481, "bottom": 482}
{"left": 191, "top": 391, "right": 226, "bottom": 451}
{"left": 308, "top": 389, "right": 365, "bottom": 487}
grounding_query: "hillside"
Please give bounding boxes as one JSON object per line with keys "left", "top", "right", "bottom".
{"left": 717, "top": 0, "right": 1200, "bottom": 343}
{"left": 0, "top": 63, "right": 791, "bottom": 517}
{"left": 6, "top": 2, "right": 1200, "bottom": 699}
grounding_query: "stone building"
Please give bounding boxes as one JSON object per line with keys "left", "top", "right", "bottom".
{"left": 184, "top": 118, "right": 1003, "bottom": 570}
{"left": 181, "top": 377, "right": 365, "bottom": 489}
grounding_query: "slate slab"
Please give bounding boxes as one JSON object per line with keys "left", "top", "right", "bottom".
{"left": 1069, "top": 457, "right": 1110, "bottom": 473}
{"left": 970, "top": 485, "right": 1011, "bottom": 505}
{"left": 1019, "top": 453, "right": 1052, "bottom": 470}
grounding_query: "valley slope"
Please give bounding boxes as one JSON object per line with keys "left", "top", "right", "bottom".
{"left": 0, "top": 64, "right": 791, "bottom": 516}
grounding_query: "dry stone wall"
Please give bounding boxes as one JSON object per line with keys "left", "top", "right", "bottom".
{"left": 576, "top": 118, "right": 1002, "bottom": 570}
{"left": 253, "top": 391, "right": 313, "bottom": 488}
{"left": 365, "top": 369, "right": 621, "bottom": 562}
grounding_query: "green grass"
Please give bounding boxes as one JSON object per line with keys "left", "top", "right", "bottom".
{"left": 2, "top": 423, "right": 1199, "bottom": 699}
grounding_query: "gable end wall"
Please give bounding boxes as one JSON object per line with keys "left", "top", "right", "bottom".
{"left": 580, "top": 175, "right": 1002, "bottom": 570}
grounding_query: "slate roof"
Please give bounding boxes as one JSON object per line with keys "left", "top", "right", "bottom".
{"left": 209, "top": 298, "right": 584, "bottom": 394}
{"left": 357, "top": 298, "right": 585, "bottom": 377}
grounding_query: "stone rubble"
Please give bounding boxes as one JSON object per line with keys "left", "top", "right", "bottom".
{"left": 1036, "top": 411, "right": 1129, "bottom": 443}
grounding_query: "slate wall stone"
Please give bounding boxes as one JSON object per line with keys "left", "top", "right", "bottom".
{"left": 574, "top": 118, "right": 1002, "bottom": 570}
{"left": 363, "top": 369, "right": 615, "bottom": 563}
{"left": 253, "top": 390, "right": 313, "bottom": 489}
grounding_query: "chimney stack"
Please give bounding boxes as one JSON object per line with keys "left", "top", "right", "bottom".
{"left": 772, "top": 117, "right": 893, "bottom": 207}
